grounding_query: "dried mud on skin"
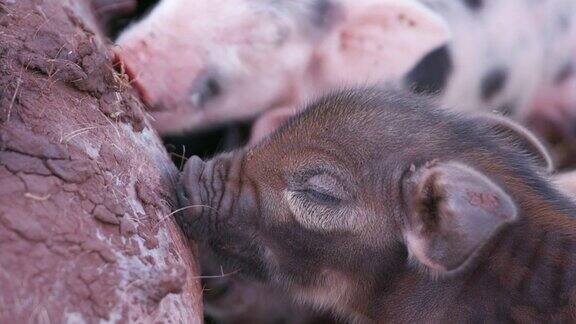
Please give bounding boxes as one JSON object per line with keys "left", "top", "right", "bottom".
{"left": 0, "top": 0, "right": 202, "bottom": 322}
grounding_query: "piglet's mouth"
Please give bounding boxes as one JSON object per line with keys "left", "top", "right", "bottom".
{"left": 112, "top": 47, "right": 155, "bottom": 109}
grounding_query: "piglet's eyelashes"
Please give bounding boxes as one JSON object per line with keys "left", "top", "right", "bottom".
{"left": 295, "top": 187, "right": 341, "bottom": 205}
{"left": 288, "top": 173, "right": 349, "bottom": 205}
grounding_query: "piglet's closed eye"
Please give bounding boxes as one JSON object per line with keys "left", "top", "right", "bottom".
{"left": 404, "top": 161, "right": 517, "bottom": 275}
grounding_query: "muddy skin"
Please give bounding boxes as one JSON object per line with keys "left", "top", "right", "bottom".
{"left": 180, "top": 88, "right": 576, "bottom": 322}
{"left": 0, "top": 0, "right": 202, "bottom": 322}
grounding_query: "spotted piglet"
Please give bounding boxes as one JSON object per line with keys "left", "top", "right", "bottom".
{"left": 116, "top": 0, "right": 576, "bottom": 141}
{"left": 114, "top": 0, "right": 451, "bottom": 134}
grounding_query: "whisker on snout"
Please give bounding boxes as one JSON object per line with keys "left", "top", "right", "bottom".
{"left": 192, "top": 268, "right": 241, "bottom": 280}
{"left": 155, "top": 204, "right": 220, "bottom": 230}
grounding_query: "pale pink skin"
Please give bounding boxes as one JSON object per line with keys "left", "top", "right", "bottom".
{"left": 115, "top": 0, "right": 449, "bottom": 135}
{"left": 311, "top": 0, "right": 449, "bottom": 90}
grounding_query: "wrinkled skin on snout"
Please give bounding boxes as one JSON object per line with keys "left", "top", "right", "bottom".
{"left": 179, "top": 88, "right": 554, "bottom": 320}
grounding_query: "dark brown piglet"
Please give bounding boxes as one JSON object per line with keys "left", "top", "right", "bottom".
{"left": 179, "top": 88, "right": 576, "bottom": 322}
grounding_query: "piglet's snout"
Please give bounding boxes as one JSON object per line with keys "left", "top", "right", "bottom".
{"left": 181, "top": 153, "right": 248, "bottom": 230}
{"left": 182, "top": 155, "right": 207, "bottom": 209}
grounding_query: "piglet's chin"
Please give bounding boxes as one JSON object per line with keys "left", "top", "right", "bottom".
{"left": 148, "top": 109, "right": 208, "bottom": 135}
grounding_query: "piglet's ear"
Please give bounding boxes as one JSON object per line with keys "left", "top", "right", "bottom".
{"left": 318, "top": 0, "right": 450, "bottom": 84}
{"left": 404, "top": 161, "right": 517, "bottom": 275}
{"left": 479, "top": 114, "right": 554, "bottom": 173}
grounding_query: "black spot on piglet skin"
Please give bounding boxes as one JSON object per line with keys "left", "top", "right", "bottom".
{"left": 311, "top": 0, "right": 337, "bottom": 28}
{"left": 463, "top": 0, "right": 483, "bottom": 10}
{"left": 481, "top": 67, "right": 508, "bottom": 101}
{"left": 555, "top": 62, "right": 574, "bottom": 84}
{"left": 405, "top": 45, "right": 453, "bottom": 95}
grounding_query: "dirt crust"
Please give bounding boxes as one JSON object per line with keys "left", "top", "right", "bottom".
{"left": 0, "top": 0, "right": 202, "bottom": 322}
